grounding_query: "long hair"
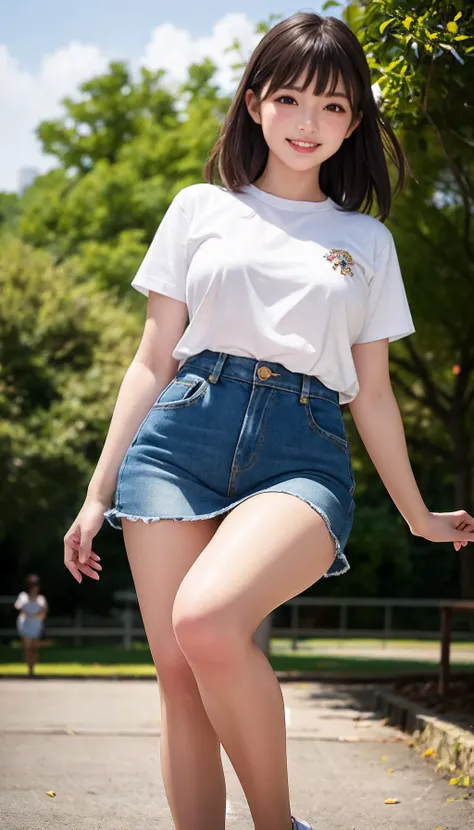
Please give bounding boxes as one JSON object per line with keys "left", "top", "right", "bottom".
{"left": 204, "top": 12, "right": 407, "bottom": 221}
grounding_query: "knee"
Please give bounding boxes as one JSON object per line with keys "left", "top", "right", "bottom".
{"left": 150, "top": 636, "right": 196, "bottom": 693}
{"left": 172, "top": 597, "right": 239, "bottom": 668}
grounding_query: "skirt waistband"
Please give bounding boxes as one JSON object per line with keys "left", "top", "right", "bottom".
{"left": 182, "top": 350, "right": 340, "bottom": 406}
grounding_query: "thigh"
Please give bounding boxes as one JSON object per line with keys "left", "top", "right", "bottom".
{"left": 122, "top": 517, "right": 221, "bottom": 661}
{"left": 173, "top": 492, "right": 336, "bottom": 636}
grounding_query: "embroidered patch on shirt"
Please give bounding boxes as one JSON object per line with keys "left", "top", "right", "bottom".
{"left": 323, "top": 249, "right": 354, "bottom": 278}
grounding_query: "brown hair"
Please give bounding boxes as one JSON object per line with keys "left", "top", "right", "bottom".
{"left": 204, "top": 12, "right": 407, "bottom": 221}
{"left": 25, "top": 574, "right": 40, "bottom": 593}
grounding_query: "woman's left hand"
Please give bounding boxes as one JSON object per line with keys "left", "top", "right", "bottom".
{"left": 410, "top": 510, "right": 474, "bottom": 551}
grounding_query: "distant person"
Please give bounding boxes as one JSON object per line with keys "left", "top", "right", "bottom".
{"left": 13, "top": 573, "right": 48, "bottom": 677}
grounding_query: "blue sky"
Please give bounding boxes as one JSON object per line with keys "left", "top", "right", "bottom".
{"left": 1, "top": 1, "right": 303, "bottom": 71}
{"left": 0, "top": 1, "right": 337, "bottom": 192}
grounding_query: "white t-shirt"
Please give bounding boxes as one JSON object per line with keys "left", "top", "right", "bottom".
{"left": 14, "top": 592, "right": 47, "bottom": 624}
{"left": 131, "top": 183, "right": 415, "bottom": 404}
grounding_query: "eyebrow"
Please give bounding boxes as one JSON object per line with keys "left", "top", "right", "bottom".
{"left": 280, "top": 85, "right": 349, "bottom": 99}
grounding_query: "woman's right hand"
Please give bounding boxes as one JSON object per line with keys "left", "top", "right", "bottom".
{"left": 64, "top": 498, "right": 107, "bottom": 584}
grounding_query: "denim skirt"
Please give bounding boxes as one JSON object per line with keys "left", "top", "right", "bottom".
{"left": 104, "top": 350, "right": 356, "bottom": 578}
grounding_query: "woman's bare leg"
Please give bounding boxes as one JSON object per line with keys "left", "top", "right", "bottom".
{"left": 122, "top": 516, "right": 227, "bottom": 830}
{"left": 30, "top": 638, "right": 40, "bottom": 673}
{"left": 173, "top": 493, "right": 338, "bottom": 830}
{"left": 22, "top": 638, "right": 35, "bottom": 675}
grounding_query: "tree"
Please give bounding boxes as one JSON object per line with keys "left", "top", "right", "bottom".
{"left": 339, "top": 0, "right": 474, "bottom": 596}
{"left": 0, "top": 235, "right": 140, "bottom": 609}
{"left": 18, "top": 60, "right": 231, "bottom": 297}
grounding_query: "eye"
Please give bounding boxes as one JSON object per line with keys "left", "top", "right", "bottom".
{"left": 325, "top": 103, "right": 345, "bottom": 113}
{"left": 276, "top": 95, "right": 297, "bottom": 105}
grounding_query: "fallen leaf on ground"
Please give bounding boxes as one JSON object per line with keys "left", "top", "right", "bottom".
{"left": 387, "top": 768, "right": 394, "bottom": 774}
{"left": 450, "top": 775, "right": 470, "bottom": 787}
{"left": 421, "top": 747, "right": 437, "bottom": 757}
{"left": 45, "top": 791, "right": 56, "bottom": 798}
{"left": 384, "top": 798, "right": 399, "bottom": 804}
{"left": 381, "top": 755, "right": 388, "bottom": 761}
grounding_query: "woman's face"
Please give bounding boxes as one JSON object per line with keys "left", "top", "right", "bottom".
{"left": 245, "top": 69, "right": 361, "bottom": 173}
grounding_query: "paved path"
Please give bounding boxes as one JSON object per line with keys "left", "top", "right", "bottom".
{"left": 1, "top": 679, "right": 472, "bottom": 829}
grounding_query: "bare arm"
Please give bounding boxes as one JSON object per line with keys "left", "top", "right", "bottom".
{"left": 87, "top": 291, "right": 189, "bottom": 505}
{"left": 348, "top": 340, "right": 474, "bottom": 548}
{"left": 348, "top": 339, "right": 430, "bottom": 531}
{"left": 64, "top": 290, "right": 189, "bottom": 580}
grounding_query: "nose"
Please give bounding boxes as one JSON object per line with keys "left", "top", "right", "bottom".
{"left": 297, "top": 108, "right": 318, "bottom": 135}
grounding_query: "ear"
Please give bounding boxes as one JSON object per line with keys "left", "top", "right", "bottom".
{"left": 245, "top": 88, "right": 262, "bottom": 125}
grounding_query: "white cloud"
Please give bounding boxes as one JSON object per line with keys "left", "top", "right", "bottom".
{"left": 0, "top": 42, "right": 108, "bottom": 192}
{"left": 141, "top": 14, "right": 260, "bottom": 92}
{"left": 0, "top": 15, "right": 261, "bottom": 193}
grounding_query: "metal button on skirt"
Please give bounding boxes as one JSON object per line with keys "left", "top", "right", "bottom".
{"left": 104, "top": 350, "right": 356, "bottom": 578}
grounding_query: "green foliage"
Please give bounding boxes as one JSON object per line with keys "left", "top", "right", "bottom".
{"left": 19, "top": 60, "right": 231, "bottom": 285}
{"left": 0, "top": 236, "right": 139, "bottom": 564}
{"left": 0, "top": 192, "right": 20, "bottom": 230}
{"left": 342, "top": 0, "right": 474, "bottom": 597}
{"left": 345, "top": 1, "right": 473, "bottom": 125}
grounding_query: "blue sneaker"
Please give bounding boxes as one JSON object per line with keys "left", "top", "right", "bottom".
{"left": 291, "top": 817, "right": 312, "bottom": 830}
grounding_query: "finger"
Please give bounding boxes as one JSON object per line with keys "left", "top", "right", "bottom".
{"left": 64, "top": 557, "right": 83, "bottom": 583}
{"left": 456, "top": 514, "right": 474, "bottom": 530}
{"left": 78, "top": 534, "right": 93, "bottom": 564}
{"left": 64, "top": 529, "right": 80, "bottom": 562}
{"left": 77, "top": 563, "right": 100, "bottom": 580}
{"left": 64, "top": 534, "right": 83, "bottom": 583}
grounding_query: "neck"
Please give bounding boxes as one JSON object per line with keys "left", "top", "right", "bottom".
{"left": 254, "top": 155, "right": 326, "bottom": 202}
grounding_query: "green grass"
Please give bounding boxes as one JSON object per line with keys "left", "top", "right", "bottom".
{"left": 1, "top": 641, "right": 473, "bottom": 677}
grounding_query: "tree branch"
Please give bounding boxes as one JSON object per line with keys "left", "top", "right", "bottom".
{"left": 390, "top": 354, "right": 452, "bottom": 408}
{"left": 404, "top": 339, "right": 452, "bottom": 420}
{"left": 446, "top": 125, "right": 474, "bottom": 150}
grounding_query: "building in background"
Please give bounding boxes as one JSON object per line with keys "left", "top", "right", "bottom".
{"left": 17, "top": 167, "right": 39, "bottom": 194}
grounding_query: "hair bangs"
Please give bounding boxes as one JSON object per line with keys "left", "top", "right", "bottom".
{"left": 262, "top": 34, "right": 360, "bottom": 117}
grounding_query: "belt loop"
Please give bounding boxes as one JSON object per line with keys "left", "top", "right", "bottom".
{"left": 208, "top": 352, "right": 227, "bottom": 384}
{"left": 299, "top": 374, "right": 311, "bottom": 404}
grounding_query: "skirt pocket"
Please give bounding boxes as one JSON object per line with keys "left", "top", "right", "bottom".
{"left": 304, "top": 395, "right": 350, "bottom": 452}
{"left": 152, "top": 372, "right": 209, "bottom": 410}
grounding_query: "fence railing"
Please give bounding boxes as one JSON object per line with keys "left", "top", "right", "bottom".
{"left": 2, "top": 595, "right": 473, "bottom": 650}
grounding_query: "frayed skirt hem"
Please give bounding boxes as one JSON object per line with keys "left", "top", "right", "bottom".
{"left": 104, "top": 489, "right": 351, "bottom": 578}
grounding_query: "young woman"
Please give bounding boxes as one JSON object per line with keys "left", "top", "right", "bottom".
{"left": 63, "top": 12, "right": 474, "bottom": 830}
{"left": 14, "top": 573, "right": 48, "bottom": 677}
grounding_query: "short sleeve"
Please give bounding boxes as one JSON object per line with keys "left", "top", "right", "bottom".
{"left": 131, "top": 188, "right": 193, "bottom": 302}
{"left": 14, "top": 592, "right": 27, "bottom": 609}
{"left": 354, "top": 233, "right": 415, "bottom": 344}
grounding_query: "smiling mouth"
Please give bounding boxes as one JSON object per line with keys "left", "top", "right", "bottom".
{"left": 287, "top": 139, "right": 321, "bottom": 149}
